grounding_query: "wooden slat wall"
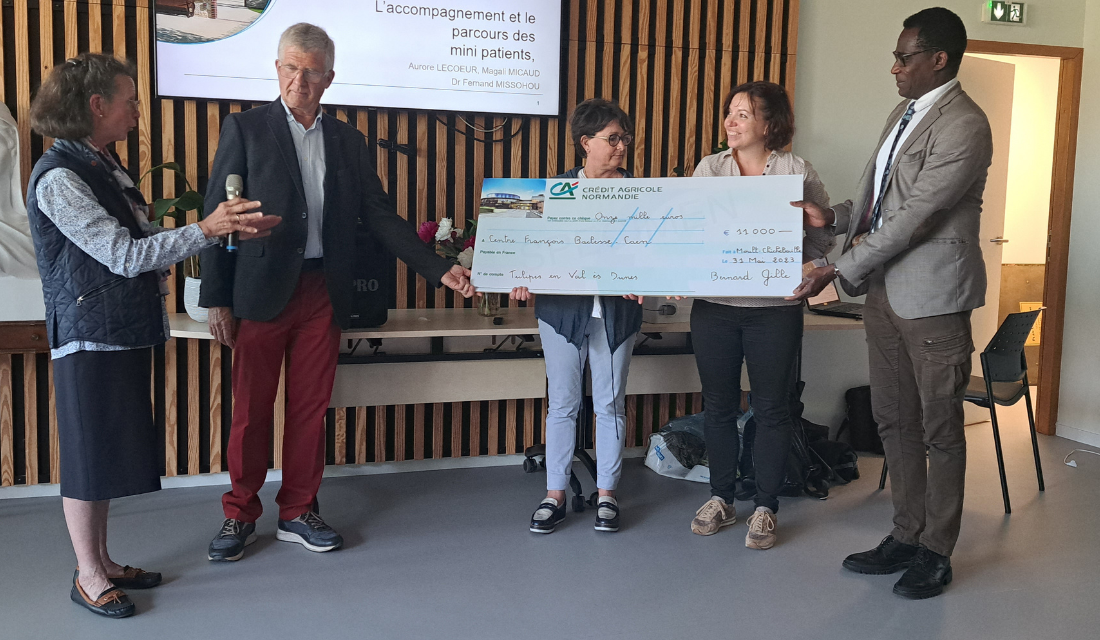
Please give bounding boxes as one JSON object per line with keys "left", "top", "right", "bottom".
{"left": 0, "top": 0, "right": 798, "bottom": 487}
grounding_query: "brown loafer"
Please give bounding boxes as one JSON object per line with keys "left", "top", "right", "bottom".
{"left": 109, "top": 565, "right": 162, "bottom": 590}
{"left": 70, "top": 575, "right": 135, "bottom": 618}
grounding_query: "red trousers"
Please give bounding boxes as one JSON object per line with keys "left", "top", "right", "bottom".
{"left": 222, "top": 270, "right": 340, "bottom": 522}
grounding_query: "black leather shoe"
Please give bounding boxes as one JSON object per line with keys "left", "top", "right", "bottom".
{"left": 208, "top": 518, "right": 257, "bottom": 562}
{"left": 594, "top": 496, "right": 620, "bottom": 532}
{"left": 893, "top": 547, "right": 952, "bottom": 599}
{"left": 529, "top": 498, "right": 567, "bottom": 534}
{"left": 70, "top": 574, "right": 135, "bottom": 619}
{"left": 109, "top": 565, "right": 162, "bottom": 589}
{"left": 842, "top": 535, "right": 919, "bottom": 575}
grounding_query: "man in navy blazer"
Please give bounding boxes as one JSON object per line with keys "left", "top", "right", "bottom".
{"left": 200, "top": 23, "right": 473, "bottom": 561}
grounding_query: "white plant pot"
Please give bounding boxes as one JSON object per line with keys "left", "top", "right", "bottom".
{"left": 183, "top": 277, "right": 207, "bottom": 323}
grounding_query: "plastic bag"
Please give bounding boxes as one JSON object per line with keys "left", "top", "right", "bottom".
{"left": 643, "top": 412, "right": 711, "bottom": 483}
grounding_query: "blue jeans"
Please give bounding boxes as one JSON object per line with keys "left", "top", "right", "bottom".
{"left": 539, "top": 318, "right": 636, "bottom": 491}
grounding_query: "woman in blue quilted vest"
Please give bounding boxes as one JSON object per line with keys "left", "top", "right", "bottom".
{"left": 25, "top": 53, "right": 276, "bottom": 619}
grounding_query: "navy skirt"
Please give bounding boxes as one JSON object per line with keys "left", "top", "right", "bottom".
{"left": 53, "top": 348, "right": 161, "bottom": 501}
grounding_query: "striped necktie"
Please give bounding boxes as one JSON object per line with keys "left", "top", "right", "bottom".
{"left": 868, "top": 102, "right": 916, "bottom": 233}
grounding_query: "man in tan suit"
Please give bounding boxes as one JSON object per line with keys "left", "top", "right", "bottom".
{"left": 791, "top": 8, "right": 992, "bottom": 599}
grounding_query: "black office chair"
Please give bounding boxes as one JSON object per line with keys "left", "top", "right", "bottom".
{"left": 878, "top": 310, "right": 1045, "bottom": 514}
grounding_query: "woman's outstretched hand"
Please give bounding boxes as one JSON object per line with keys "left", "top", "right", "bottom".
{"left": 198, "top": 199, "right": 280, "bottom": 239}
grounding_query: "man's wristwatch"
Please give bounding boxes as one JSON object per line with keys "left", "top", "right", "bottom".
{"left": 832, "top": 264, "right": 842, "bottom": 279}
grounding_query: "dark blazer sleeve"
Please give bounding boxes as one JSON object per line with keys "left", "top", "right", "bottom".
{"left": 355, "top": 138, "right": 451, "bottom": 287}
{"left": 197, "top": 114, "right": 246, "bottom": 309}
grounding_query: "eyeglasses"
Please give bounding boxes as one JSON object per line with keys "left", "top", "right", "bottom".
{"left": 277, "top": 63, "right": 328, "bottom": 84}
{"left": 589, "top": 133, "right": 633, "bottom": 148}
{"left": 892, "top": 48, "right": 937, "bottom": 67}
{"left": 127, "top": 98, "right": 141, "bottom": 110}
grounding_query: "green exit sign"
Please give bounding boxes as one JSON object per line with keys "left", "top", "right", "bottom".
{"left": 986, "top": 2, "right": 1027, "bottom": 25}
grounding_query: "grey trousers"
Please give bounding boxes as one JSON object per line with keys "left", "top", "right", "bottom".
{"left": 539, "top": 318, "right": 636, "bottom": 491}
{"left": 864, "top": 277, "right": 973, "bottom": 557}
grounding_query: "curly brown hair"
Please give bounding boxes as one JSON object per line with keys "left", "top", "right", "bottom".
{"left": 30, "top": 53, "right": 136, "bottom": 140}
{"left": 722, "top": 81, "right": 794, "bottom": 151}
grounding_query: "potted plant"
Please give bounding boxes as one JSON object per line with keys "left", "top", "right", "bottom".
{"left": 141, "top": 162, "right": 207, "bottom": 323}
{"left": 417, "top": 218, "right": 499, "bottom": 316}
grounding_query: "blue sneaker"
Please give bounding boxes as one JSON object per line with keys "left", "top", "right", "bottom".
{"left": 208, "top": 518, "right": 256, "bottom": 562}
{"left": 276, "top": 511, "right": 343, "bottom": 552}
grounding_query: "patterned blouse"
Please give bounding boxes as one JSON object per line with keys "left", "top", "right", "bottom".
{"left": 691, "top": 148, "right": 834, "bottom": 308}
{"left": 35, "top": 140, "right": 215, "bottom": 359}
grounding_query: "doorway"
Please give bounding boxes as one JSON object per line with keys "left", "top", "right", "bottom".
{"left": 962, "top": 40, "right": 1084, "bottom": 435}
{"left": 959, "top": 52, "right": 1058, "bottom": 423}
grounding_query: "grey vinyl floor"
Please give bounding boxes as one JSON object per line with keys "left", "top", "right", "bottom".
{"left": 3, "top": 399, "right": 1100, "bottom": 640}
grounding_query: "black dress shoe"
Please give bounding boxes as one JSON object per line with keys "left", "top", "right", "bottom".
{"left": 893, "top": 546, "right": 952, "bottom": 600}
{"left": 594, "top": 496, "right": 620, "bottom": 532}
{"left": 70, "top": 574, "right": 135, "bottom": 619}
{"left": 109, "top": 565, "right": 162, "bottom": 589}
{"left": 842, "top": 535, "right": 920, "bottom": 575}
{"left": 529, "top": 498, "right": 567, "bottom": 534}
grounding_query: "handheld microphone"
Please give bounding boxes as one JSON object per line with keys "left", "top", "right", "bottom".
{"left": 225, "top": 174, "right": 243, "bottom": 252}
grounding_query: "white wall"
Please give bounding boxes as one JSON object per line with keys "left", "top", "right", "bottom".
{"left": 1056, "top": 0, "right": 1100, "bottom": 447}
{"left": 0, "top": 277, "right": 44, "bottom": 321}
{"left": 967, "top": 53, "right": 1059, "bottom": 265}
{"left": 794, "top": 0, "right": 1085, "bottom": 202}
{"left": 792, "top": 1, "right": 1092, "bottom": 440}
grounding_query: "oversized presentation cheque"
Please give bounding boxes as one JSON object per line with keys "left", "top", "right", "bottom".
{"left": 471, "top": 175, "right": 804, "bottom": 296}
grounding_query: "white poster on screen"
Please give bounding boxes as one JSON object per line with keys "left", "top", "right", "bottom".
{"left": 155, "top": 0, "right": 562, "bottom": 116}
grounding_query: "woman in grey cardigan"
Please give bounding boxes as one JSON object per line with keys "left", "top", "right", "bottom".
{"left": 511, "top": 99, "right": 643, "bottom": 534}
{"left": 26, "top": 53, "right": 275, "bottom": 618}
{"left": 687, "top": 81, "right": 834, "bottom": 550}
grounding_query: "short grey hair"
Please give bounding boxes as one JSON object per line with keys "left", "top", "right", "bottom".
{"left": 277, "top": 23, "right": 335, "bottom": 72}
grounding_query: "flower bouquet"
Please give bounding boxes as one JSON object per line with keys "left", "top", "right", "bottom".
{"left": 417, "top": 217, "right": 477, "bottom": 268}
{"left": 417, "top": 218, "right": 499, "bottom": 316}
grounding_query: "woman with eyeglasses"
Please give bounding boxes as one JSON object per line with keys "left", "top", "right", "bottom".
{"left": 25, "top": 53, "right": 276, "bottom": 618}
{"left": 511, "top": 98, "right": 643, "bottom": 534}
{"left": 687, "top": 81, "right": 834, "bottom": 550}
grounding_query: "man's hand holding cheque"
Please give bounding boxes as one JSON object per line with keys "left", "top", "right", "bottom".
{"left": 787, "top": 199, "right": 836, "bottom": 301}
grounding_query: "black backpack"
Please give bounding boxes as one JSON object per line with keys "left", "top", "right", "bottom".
{"left": 837, "top": 386, "right": 884, "bottom": 454}
{"left": 736, "top": 380, "right": 849, "bottom": 500}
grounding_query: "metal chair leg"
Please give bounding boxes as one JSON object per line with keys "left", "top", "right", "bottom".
{"left": 575, "top": 447, "right": 597, "bottom": 480}
{"left": 879, "top": 459, "right": 888, "bottom": 490}
{"left": 1020, "top": 373, "right": 1047, "bottom": 494}
{"left": 987, "top": 400, "right": 1012, "bottom": 514}
{"left": 1016, "top": 389, "right": 1042, "bottom": 494}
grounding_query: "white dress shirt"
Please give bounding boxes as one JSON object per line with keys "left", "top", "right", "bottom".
{"left": 870, "top": 78, "right": 959, "bottom": 228}
{"left": 282, "top": 99, "right": 326, "bottom": 259}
